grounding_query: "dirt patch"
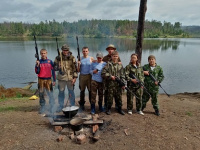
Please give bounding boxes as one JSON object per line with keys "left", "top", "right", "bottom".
{"left": 0, "top": 93, "right": 200, "bottom": 150}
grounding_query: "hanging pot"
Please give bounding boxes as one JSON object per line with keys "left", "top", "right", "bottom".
{"left": 70, "top": 118, "right": 84, "bottom": 131}
{"left": 62, "top": 106, "right": 79, "bottom": 118}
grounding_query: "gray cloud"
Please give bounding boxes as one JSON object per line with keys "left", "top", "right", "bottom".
{"left": 0, "top": 0, "right": 199, "bottom": 25}
{"left": 44, "top": 1, "right": 74, "bottom": 13}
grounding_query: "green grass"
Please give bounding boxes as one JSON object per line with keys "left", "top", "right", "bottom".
{"left": 185, "top": 112, "right": 192, "bottom": 116}
{"left": 16, "top": 92, "right": 22, "bottom": 98}
{"left": 0, "top": 97, "right": 29, "bottom": 102}
{"left": 0, "top": 97, "right": 30, "bottom": 112}
{"left": 0, "top": 106, "right": 16, "bottom": 112}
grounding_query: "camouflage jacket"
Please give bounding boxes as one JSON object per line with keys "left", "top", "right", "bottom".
{"left": 54, "top": 53, "right": 78, "bottom": 81}
{"left": 124, "top": 63, "right": 144, "bottom": 88}
{"left": 102, "top": 54, "right": 121, "bottom": 63}
{"left": 101, "top": 61, "right": 125, "bottom": 88}
{"left": 143, "top": 64, "right": 164, "bottom": 89}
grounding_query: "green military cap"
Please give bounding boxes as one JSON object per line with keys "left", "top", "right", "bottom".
{"left": 96, "top": 52, "right": 103, "bottom": 58}
{"left": 61, "top": 44, "right": 70, "bottom": 51}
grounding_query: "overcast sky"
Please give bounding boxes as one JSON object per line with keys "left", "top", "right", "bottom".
{"left": 0, "top": 0, "right": 199, "bottom": 26}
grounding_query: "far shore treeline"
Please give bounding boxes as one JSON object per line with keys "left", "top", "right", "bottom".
{"left": 0, "top": 19, "right": 199, "bottom": 38}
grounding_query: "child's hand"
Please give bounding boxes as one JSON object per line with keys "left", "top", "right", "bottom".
{"left": 111, "top": 76, "right": 115, "bottom": 80}
{"left": 131, "top": 79, "right": 138, "bottom": 84}
{"left": 93, "top": 69, "right": 98, "bottom": 74}
{"left": 144, "top": 71, "right": 149, "bottom": 75}
{"left": 36, "top": 60, "right": 40, "bottom": 67}
{"left": 155, "top": 81, "right": 158, "bottom": 85}
{"left": 77, "top": 61, "right": 81, "bottom": 65}
{"left": 52, "top": 82, "right": 56, "bottom": 86}
{"left": 71, "top": 78, "right": 76, "bottom": 85}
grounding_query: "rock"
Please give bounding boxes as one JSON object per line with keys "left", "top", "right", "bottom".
{"left": 69, "top": 133, "right": 75, "bottom": 140}
{"left": 124, "top": 128, "right": 129, "bottom": 136}
{"left": 57, "top": 135, "right": 65, "bottom": 142}
{"left": 54, "top": 126, "right": 63, "bottom": 132}
{"left": 76, "top": 134, "right": 86, "bottom": 144}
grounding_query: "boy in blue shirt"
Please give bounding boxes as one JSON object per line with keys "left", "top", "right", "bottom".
{"left": 90, "top": 52, "right": 106, "bottom": 114}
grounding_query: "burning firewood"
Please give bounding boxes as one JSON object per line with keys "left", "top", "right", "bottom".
{"left": 92, "top": 124, "right": 99, "bottom": 133}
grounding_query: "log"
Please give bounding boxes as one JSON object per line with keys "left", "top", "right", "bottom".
{"left": 83, "top": 120, "right": 103, "bottom": 125}
{"left": 51, "top": 121, "right": 70, "bottom": 126}
{"left": 93, "top": 129, "right": 100, "bottom": 141}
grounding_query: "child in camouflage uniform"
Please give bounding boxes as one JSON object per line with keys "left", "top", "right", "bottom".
{"left": 124, "top": 53, "right": 144, "bottom": 115}
{"left": 142, "top": 55, "right": 164, "bottom": 116}
{"left": 101, "top": 51, "right": 125, "bottom": 115}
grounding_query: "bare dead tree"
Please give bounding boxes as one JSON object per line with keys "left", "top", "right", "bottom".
{"left": 135, "top": 0, "right": 147, "bottom": 63}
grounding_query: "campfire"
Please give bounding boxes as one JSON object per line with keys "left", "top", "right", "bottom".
{"left": 47, "top": 106, "right": 108, "bottom": 144}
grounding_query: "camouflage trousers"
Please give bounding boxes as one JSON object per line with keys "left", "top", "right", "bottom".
{"left": 127, "top": 87, "right": 143, "bottom": 111}
{"left": 91, "top": 80, "right": 104, "bottom": 105}
{"left": 142, "top": 86, "right": 159, "bottom": 110}
{"left": 107, "top": 86, "right": 122, "bottom": 109}
{"left": 38, "top": 78, "right": 54, "bottom": 107}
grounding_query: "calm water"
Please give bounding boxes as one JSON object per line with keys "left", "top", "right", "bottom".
{"left": 0, "top": 37, "right": 200, "bottom": 96}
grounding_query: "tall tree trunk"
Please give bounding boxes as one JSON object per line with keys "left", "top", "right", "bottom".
{"left": 135, "top": 0, "right": 147, "bottom": 63}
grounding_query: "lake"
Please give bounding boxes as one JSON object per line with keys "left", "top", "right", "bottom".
{"left": 0, "top": 37, "right": 200, "bottom": 97}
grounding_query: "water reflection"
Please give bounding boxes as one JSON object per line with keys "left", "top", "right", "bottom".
{"left": 0, "top": 38, "right": 200, "bottom": 95}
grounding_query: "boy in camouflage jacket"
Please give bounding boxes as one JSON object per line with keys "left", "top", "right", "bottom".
{"left": 142, "top": 55, "right": 164, "bottom": 116}
{"left": 101, "top": 51, "right": 125, "bottom": 115}
{"left": 124, "top": 53, "right": 144, "bottom": 115}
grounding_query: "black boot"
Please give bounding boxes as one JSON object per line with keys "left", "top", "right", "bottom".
{"left": 106, "top": 106, "right": 111, "bottom": 115}
{"left": 89, "top": 91, "right": 92, "bottom": 104}
{"left": 78, "top": 101, "right": 85, "bottom": 112}
{"left": 98, "top": 102, "right": 104, "bottom": 112}
{"left": 106, "top": 109, "right": 111, "bottom": 115}
{"left": 91, "top": 104, "right": 95, "bottom": 115}
{"left": 118, "top": 107, "right": 125, "bottom": 115}
{"left": 79, "top": 91, "right": 85, "bottom": 112}
{"left": 155, "top": 109, "right": 160, "bottom": 116}
{"left": 142, "top": 105, "right": 145, "bottom": 111}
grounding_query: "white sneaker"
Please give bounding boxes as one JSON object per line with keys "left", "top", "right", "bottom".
{"left": 128, "top": 110, "right": 132, "bottom": 115}
{"left": 137, "top": 111, "right": 144, "bottom": 115}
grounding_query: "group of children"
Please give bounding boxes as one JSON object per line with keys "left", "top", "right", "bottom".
{"left": 35, "top": 44, "right": 164, "bottom": 117}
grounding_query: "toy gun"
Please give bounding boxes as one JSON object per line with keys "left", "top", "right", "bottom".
{"left": 34, "top": 35, "right": 39, "bottom": 61}
{"left": 129, "top": 73, "right": 151, "bottom": 97}
{"left": 76, "top": 36, "right": 80, "bottom": 61}
{"left": 144, "top": 69, "right": 170, "bottom": 97}
{"left": 115, "top": 76, "right": 139, "bottom": 99}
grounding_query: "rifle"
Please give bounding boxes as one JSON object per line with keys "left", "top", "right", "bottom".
{"left": 115, "top": 76, "right": 139, "bottom": 99}
{"left": 76, "top": 36, "right": 80, "bottom": 61}
{"left": 56, "top": 37, "right": 60, "bottom": 57}
{"left": 34, "top": 35, "right": 39, "bottom": 61}
{"left": 129, "top": 73, "right": 151, "bottom": 97}
{"left": 55, "top": 37, "right": 64, "bottom": 74}
{"left": 144, "top": 70, "right": 170, "bottom": 97}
